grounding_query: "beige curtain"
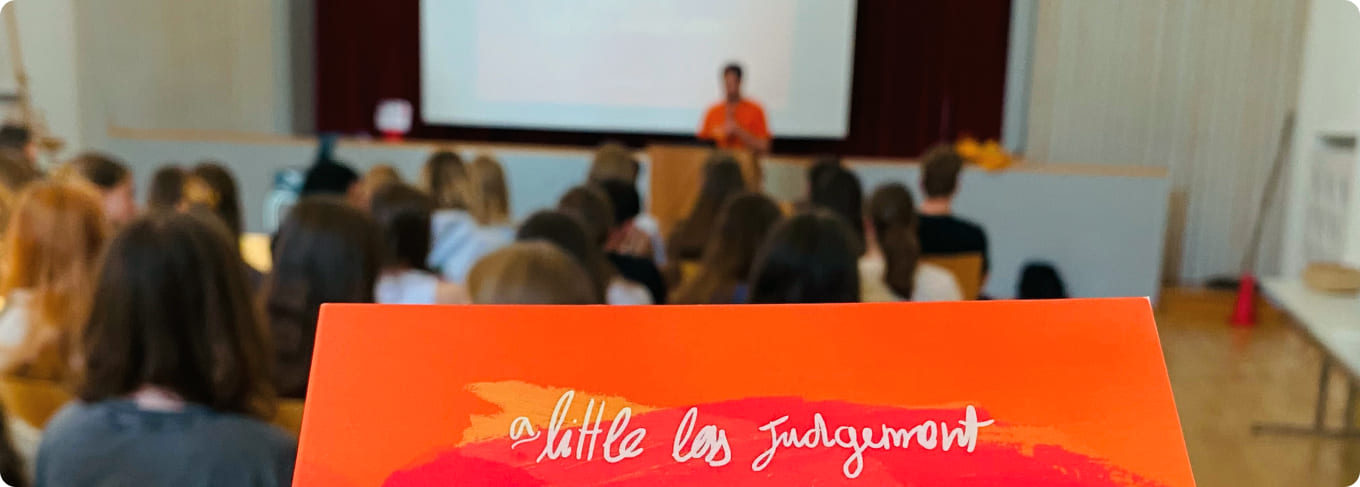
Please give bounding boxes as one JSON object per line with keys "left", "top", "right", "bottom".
{"left": 1025, "top": 0, "right": 1309, "bottom": 283}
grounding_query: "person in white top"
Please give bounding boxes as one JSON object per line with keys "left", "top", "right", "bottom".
{"left": 860, "top": 183, "right": 962, "bottom": 302}
{"left": 370, "top": 183, "right": 469, "bottom": 305}
{"left": 422, "top": 150, "right": 511, "bottom": 284}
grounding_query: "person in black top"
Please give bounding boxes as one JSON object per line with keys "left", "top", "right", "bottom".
{"left": 558, "top": 184, "right": 667, "bottom": 304}
{"left": 594, "top": 180, "right": 668, "bottom": 304}
{"left": 917, "top": 145, "right": 990, "bottom": 279}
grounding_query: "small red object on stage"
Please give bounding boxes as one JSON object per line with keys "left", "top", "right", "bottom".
{"left": 1231, "top": 274, "right": 1257, "bottom": 327}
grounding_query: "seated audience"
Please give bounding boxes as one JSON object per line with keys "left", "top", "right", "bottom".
{"left": 517, "top": 210, "right": 650, "bottom": 305}
{"left": 37, "top": 212, "right": 294, "bottom": 487}
{"left": 666, "top": 152, "right": 746, "bottom": 268}
{"left": 861, "top": 184, "right": 962, "bottom": 302}
{"left": 60, "top": 153, "right": 136, "bottom": 227}
{"left": 0, "top": 182, "right": 107, "bottom": 381}
{"left": 467, "top": 242, "right": 600, "bottom": 305}
{"left": 266, "top": 199, "right": 380, "bottom": 398}
{"left": 670, "top": 192, "right": 781, "bottom": 304}
{"left": 917, "top": 146, "right": 990, "bottom": 279}
{"left": 300, "top": 157, "right": 362, "bottom": 207}
{"left": 468, "top": 154, "right": 516, "bottom": 244}
{"left": 748, "top": 210, "right": 860, "bottom": 304}
{"left": 369, "top": 183, "right": 468, "bottom": 305}
{"left": 560, "top": 184, "right": 664, "bottom": 304}
{"left": 146, "top": 165, "right": 186, "bottom": 211}
{"left": 423, "top": 151, "right": 500, "bottom": 283}
{"left": 809, "top": 164, "right": 866, "bottom": 254}
{"left": 587, "top": 142, "right": 662, "bottom": 262}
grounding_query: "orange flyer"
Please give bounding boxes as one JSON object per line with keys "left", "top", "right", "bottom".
{"left": 294, "top": 299, "right": 1193, "bottom": 486}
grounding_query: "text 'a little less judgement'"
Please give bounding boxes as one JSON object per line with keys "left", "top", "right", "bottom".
{"left": 507, "top": 390, "right": 995, "bottom": 479}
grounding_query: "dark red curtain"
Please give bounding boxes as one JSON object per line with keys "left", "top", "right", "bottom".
{"left": 315, "top": 0, "right": 1011, "bottom": 158}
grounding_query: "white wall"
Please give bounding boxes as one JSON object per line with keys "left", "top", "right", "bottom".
{"left": 1282, "top": 0, "right": 1360, "bottom": 275}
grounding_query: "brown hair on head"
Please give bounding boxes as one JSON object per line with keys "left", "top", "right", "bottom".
{"left": 920, "top": 145, "right": 965, "bottom": 199}
{"left": 867, "top": 183, "right": 922, "bottom": 299}
{"left": 516, "top": 210, "right": 614, "bottom": 298}
{"left": 369, "top": 183, "right": 435, "bottom": 270}
{"left": 469, "top": 155, "right": 510, "bottom": 226}
{"left": 421, "top": 150, "right": 471, "bottom": 210}
{"left": 63, "top": 153, "right": 130, "bottom": 190}
{"left": 266, "top": 197, "right": 381, "bottom": 398}
{"left": 557, "top": 185, "right": 614, "bottom": 246}
{"left": 78, "top": 211, "right": 274, "bottom": 417}
{"left": 666, "top": 151, "right": 746, "bottom": 261}
{"left": 748, "top": 209, "right": 861, "bottom": 304}
{"left": 588, "top": 142, "right": 639, "bottom": 184}
{"left": 146, "top": 165, "right": 186, "bottom": 211}
{"left": 468, "top": 241, "right": 601, "bottom": 305}
{"left": 190, "top": 162, "right": 244, "bottom": 239}
{"left": 670, "top": 192, "right": 782, "bottom": 304}
{"left": 0, "top": 181, "right": 108, "bottom": 381}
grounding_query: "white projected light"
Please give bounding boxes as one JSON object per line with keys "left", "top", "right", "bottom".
{"left": 421, "top": 0, "right": 857, "bottom": 138}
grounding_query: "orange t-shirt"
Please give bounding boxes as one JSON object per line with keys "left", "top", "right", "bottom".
{"left": 698, "top": 99, "right": 770, "bottom": 150}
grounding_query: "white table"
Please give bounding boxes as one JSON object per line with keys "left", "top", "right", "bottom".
{"left": 1257, "top": 278, "right": 1360, "bottom": 436}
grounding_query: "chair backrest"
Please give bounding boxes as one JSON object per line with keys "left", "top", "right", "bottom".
{"left": 921, "top": 253, "right": 984, "bottom": 300}
{"left": 271, "top": 399, "right": 305, "bottom": 436}
{"left": 0, "top": 375, "right": 72, "bottom": 429}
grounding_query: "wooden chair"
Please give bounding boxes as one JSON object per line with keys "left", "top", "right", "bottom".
{"left": 271, "top": 399, "right": 305, "bottom": 436}
{"left": 921, "top": 253, "right": 984, "bottom": 300}
{"left": 0, "top": 375, "right": 72, "bottom": 429}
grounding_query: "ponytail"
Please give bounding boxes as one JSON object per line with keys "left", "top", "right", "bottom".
{"left": 867, "top": 184, "right": 922, "bottom": 301}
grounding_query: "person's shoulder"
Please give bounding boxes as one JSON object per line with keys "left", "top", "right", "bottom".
{"left": 41, "top": 401, "right": 100, "bottom": 438}
{"left": 952, "top": 215, "right": 985, "bottom": 232}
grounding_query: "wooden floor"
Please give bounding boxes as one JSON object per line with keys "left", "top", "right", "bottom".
{"left": 1160, "top": 287, "right": 1360, "bottom": 486}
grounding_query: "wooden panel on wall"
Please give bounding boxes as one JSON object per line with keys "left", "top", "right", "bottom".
{"left": 1026, "top": 0, "right": 1309, "bottom": 283}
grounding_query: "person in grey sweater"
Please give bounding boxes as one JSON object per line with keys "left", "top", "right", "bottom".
{"left": 35, "top": 211, "right": 296, "bottom": 487}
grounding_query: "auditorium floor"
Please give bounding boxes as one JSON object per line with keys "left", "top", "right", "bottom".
{"left": 1158, "top": 287, "right": 1360, "bottom": 486}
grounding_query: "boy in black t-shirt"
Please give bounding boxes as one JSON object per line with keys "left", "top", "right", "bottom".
{"left": 917, "top": 146, "right": 990, "bottom": 279}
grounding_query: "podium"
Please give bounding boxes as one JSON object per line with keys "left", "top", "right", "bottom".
{"left": 646, "top": 144, "right": 760, "bottom": 238}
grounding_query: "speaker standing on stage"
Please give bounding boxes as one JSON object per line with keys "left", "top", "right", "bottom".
{"left": 698, "top": 63, "right": 771, "bottom": 153}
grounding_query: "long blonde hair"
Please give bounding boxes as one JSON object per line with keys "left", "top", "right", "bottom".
{"left": 0, "top": 181, "right": 109, "bottom": 380}
{"left": 421, "top": 150, "right": 473, "bottom": 210}
{"left": 469, "top": 155, "right": 510, "bottom": 226}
